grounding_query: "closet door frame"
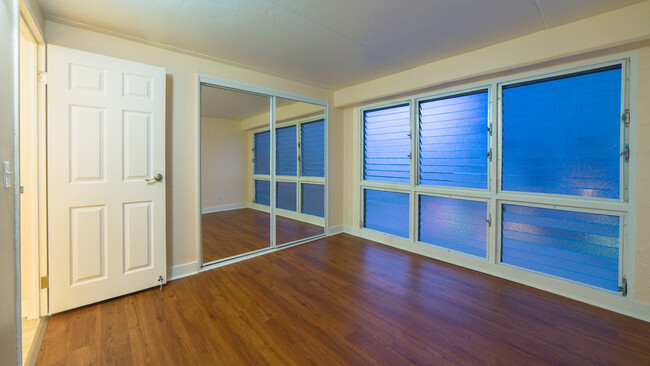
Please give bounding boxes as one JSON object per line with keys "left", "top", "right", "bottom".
{"left": 195, "top": 74, "right": 329, "bottom": 272}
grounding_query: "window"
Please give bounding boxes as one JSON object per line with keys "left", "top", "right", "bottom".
{"left": 363, "top": 189, "right": 409, "bottom": 238}
{"left": 301, "top": 120, "right": 325, "bottom": 177}
{"left": 419, "top": 91, "right": 489, "bottom": 189}
{"left": 301, "top": 183, "right": 324, "bottom": 218}
{"left": 363, "top": 104, "right": 410, "bottom": 183}
{"left": 252, "top": 117, "right": 325, "bottom": 221}
{"left": 276, "top": 181, "right": 297, "bottom": 211}
{"left": 358, "top": 59, "right": 629, "bottom": 295}
{"left": 419, "top": 195, "right": 487, "bottom": 258}
{"left": 501, "top": 204, "right": 620, "bottom": 291}
{"left": 253, "top": 131, "right": 270, "bottom": 175}
{"left": 254, "top": 180, "right": 270, "bottom": 206}
{"left": 276, "top": 126, "right": 297, "bottom": 176}
{"left": 501, "top": 65, "right": 622, "bottom": 199}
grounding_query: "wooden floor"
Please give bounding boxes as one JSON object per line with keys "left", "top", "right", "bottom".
{"left": 202, "top": 208, "right": 323, "bottom": 263}
{"left": 37, "top": 234, "right": 650, "bottom": 365}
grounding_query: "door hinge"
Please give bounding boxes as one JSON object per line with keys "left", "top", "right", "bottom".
{"left": 622, "top": 109, "right": 630, "bottom": 126}
{"left": 485, "top": 213, "right": 492, "bottom": 227}
{"left": 486, "top": 149, "right": 492, "bottom": 161}
{"left": 487, "top": 124, "right": 492, "bottom": 136}
{"left": 40, "top": 276, "right": 49, "bottom": 289}
{"left": 618, "top": 276, "right": 627, "bottom": 296}
{"left": 620, "top": 144, "right": 630, "bottom": 162}
{"left": 407, "top": 153, "right": 412, "bottom": 160}
{"left": 20, "top": 185, "right": 24, "bottom": 194}
{"left": 39, "top": 71, "right": 48, "bottom": 85}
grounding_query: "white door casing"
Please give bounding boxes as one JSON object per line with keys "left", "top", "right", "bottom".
{"left": 47, "top": 45, "right": 166, "bottom": 313}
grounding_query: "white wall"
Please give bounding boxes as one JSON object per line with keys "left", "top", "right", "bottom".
{"left": 44, "top": 21, "right": 335, "bottom": 272}
{"left": 200, "top": 117, "right": 247, "bottom": 212}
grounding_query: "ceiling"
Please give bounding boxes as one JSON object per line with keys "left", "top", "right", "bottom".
{"left": 39, "top": 0, "right": 644, "bottom": 89}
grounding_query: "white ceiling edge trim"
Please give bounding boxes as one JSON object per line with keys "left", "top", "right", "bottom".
{"left": 44, "top": 16, "right": 333, "bottom": 90}
{"left": 334, "top": 1, "right": 650, "bottom": 108}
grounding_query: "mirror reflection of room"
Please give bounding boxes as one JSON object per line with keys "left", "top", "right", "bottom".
{"left": 200, "top": 85, "right": 272, "bottom": 264}
{"left": 200, "top": 86, "right": 327, "bottom": 265}
{"left": 272, "top": 98, "right": 325, "bottom": 245}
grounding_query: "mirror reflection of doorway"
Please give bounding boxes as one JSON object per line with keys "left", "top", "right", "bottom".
{"left": 199, "top": 84, "right": 327, "bottom": 266}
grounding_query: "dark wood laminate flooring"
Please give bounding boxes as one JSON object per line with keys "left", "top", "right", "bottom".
{"left": 37, "top": 234, "right": 650, "bottom": 365}
{"left": 201, "top": 208, "right": 323, "bottom": 263}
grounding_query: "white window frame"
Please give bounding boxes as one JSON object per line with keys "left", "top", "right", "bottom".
{"left": 356, "top": 53, "right": 636, "bottom": 299}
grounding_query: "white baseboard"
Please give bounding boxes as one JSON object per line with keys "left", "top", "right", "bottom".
{"left": 327, "top": 225, "right": 345, "bottom": 235}
{"left": 202, "top": 203, "right": 246, "bottom": 214}
{"left": 167, "top": 261, "right": 199, "bottom": 281}
{"left": 340, "top": 225, "right": 650, "bottom": 323}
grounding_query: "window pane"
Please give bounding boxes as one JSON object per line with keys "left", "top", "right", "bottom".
{"left": 276, "top": 181, "right": 296, "bottom": 211}
{"left": 301, "top": 120, "right": 325, "bottom": 177}
{"left": 276, "top": 126, "right": 297, "bottom": 176}
{"left": 419, "top": 91, "right": 488, "bottom": 189}
{"left": 253, "top": 130, "right": 270, "bottom": 175}
{"left": 419, "top": 195, "right": 487, "bottom": 258}
{"left": 301, "top": 183, "right": 324, "bottom": 217}
{"left": 501, "top": 204, "right": 620, "bottom": 291}
{"left": 363, "top": 104, "right": 410, "bottom": 183}
{"left": 254, "top": 180, "right": 270, "bottom": 206}
{"left": 502, "top": 66, "right": 622, "bottom": 199}
{"left": 364, "top": 189, "right": 409, "bottom": 238}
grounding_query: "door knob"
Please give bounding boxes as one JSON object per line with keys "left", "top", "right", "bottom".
{"left": 146, "top": 173, "right": 164, "bottom": 182}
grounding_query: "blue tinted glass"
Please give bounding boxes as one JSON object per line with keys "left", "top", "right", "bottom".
{"left": 301, "top": 183, "right": 324, "bottom": 218}
{"left": 501, "top": 204, "right": 620, "bottom": 291}
{"left": 363, "top": 105, "right": 410, "bottom": 183}
{"left": 254, "top": 180, "right": 270, "bottom": 206}
{"left": 419, "top": 91, "right": 488, "bottom": 189}
{"left": 419, "top": 196, "right": 487, "bottom": 258}
{"left": 364, "top": 189, "right": 409, "bottom": 238}
{"left": 254, "top": 131, "right": 270, "bottom": 175}
{"left": 276, "top": 126, "right": 297, "bottom": 176}
{"left": 301, "top": 120, "right": 325, "bottom": 177}
{"left": 276, "top": 181, "right": 296, "bottom": 211}
{"left": 502, "top": 66, "right": 622, "bottom": 199}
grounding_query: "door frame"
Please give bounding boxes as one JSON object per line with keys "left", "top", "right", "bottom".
{"left": 194, "top": 73, "right": 329, "bottom": 273}
{"left": 18, "top": 3, "right": 48, "bottom": 318}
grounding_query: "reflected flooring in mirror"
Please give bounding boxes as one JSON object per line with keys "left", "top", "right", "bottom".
{"left": 202, "top": 208, "right": 323, "bottom": 263}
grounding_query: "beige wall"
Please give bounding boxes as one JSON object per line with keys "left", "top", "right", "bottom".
{"left": 200, "top": 117, "right": 247, "bottom": 210}
{"left": 635, "top": 47, "right": 650, "bottom": 304}
{"left": 338, "top": 11, "right": 650, "bottom": 307}
{"left": 44, "top": 21, "right": 335, "bottom": 270}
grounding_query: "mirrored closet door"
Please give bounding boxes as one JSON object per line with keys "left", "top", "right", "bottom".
{"left": 200, "top": 83, "right": 327, "bottom": 267}
{"left": 200, "top": 85, "right": 271, "bottom": 264}
{"left": 274, "top": 98, "right": 326, "bottom": 246}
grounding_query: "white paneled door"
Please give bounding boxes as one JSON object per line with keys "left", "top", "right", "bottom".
{"left": 47, "top": 46, "right": 166, "bottom": 313}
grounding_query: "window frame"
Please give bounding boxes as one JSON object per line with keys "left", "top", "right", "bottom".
{"left": 356, "top": 54, "right": 634, "bottom": 297}
{"left": 495, "top": 200, "right": 625, "bottom": 294}
{"left": 496, "top": 60, "right": 629, "bottom": 204}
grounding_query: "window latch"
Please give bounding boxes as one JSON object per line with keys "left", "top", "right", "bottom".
{"left": 620, "top": 144, "right": 630, "bottom": 162}
{"left": 622, "top": 109, "right": 630, "bottom": 126}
